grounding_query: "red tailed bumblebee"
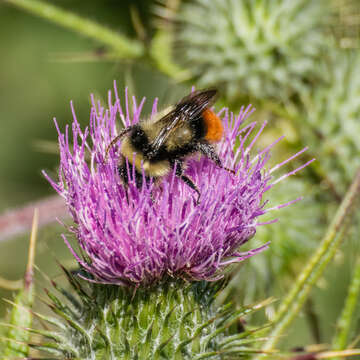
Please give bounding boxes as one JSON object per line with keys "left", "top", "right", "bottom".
{"left": 106, "top": 89, "right": 232, "bottom": 203}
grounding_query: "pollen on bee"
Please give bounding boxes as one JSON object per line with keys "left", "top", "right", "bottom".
{"left": 202, "top": 108, "right": 223, "bottom": 142}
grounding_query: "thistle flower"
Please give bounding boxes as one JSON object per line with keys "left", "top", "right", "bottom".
{"left": 39, "top": 84, "right": 312, "bottom": 359}
{"left": 44, "top": 83, "right": 312, "bottom": 287}
{"left": 176, "top": 0, "right": 331, "bottom": 101}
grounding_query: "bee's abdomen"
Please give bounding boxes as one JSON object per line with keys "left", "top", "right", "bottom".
{"left": 202, "top": 109, "right": 223, "bottom": 142}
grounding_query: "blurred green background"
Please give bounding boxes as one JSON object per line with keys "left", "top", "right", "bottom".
{"left": 1, "top": 0, "right": 360, "bottom": 353}
{"left": 0, "top": 0, "right": 185, "bottom": 323}
{"left": 0, "top": 0, "right": 169, "bottom": 210}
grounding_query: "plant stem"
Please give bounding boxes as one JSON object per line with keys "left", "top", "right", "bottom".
{"left": 4, "top": 0, "right": 144, "bottom": 59}
{"left": 0, "top": 195, "right": 67, "bottom": 242}
{"left": 260, "top": 169, "right": 360, "bottom": 352}
{"left": 332, "top": 257, "right": 360, "bottom": 351}
{"left": 24, "top": 208, "right": 38, "bottom": 289}
{"left": 3, "top": 210, "right": 38, "bottom": 359}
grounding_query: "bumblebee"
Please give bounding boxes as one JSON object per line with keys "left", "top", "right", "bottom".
{"left": 106, "top": 89, "right": 230, "bottom": 203}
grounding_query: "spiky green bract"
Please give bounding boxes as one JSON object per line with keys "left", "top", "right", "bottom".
{"left": 1, "top": 286, "right": 34, "bottom": 359}
{"left": 300, "top": 50, "right": 360, "bottom": 194}
{"left": 0, "top": 284, "right": 34, "bottom": 360}
{"left": 37, "top": 267, "right": 269, "bottom": 359}
{"left": 177, "top": 0, "right": 330, "bottom": 101}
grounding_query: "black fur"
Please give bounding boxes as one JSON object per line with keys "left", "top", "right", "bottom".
{"left": 130, "top": 125, "right": 150, "bottom": 153}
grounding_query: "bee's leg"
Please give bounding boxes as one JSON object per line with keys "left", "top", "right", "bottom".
{"left": 173, "top": 159, "right": 201, "bottom": 204}
{"left": 180, "top": 175, "right": 201, "bottom": 205}
{"left": 119, "top": 157, "right": 155, "bottom": 203}
{"left": 197, "top": 142, "right": 235, "bottom": 174}
{"left": 149, "top": 191, "right": 155, "bottom": 204}
{"left": 118, "top": 162, "right": 130, "bottom": 204}
{"left": 148, "top": 178, "right": 158, "bottom": 204}
{"left": 197, "top": 142, "right": 222, "bottom": 167}
{"left": 149, "top": 179, "right": 163, "bottom": 204}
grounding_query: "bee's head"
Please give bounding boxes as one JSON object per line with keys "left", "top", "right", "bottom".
{"left": 130, "top": 125, "right": 150, "bottom": 152}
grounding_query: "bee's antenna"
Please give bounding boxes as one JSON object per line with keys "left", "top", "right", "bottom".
{"left": 224, "top": 167, "right": 236, "bottom": 175}
{"left": 105, "top": 127, "right": 132, "bottom": 162}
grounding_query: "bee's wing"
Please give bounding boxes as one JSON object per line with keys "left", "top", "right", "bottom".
{"left": 175, "top": 89, "right": 218, "bottom": 118}
{"left": 149, "top": 110, "right": 184, "bottom": 155}
{"left": 149, "top": 89, "right": 218, "bottom": 154}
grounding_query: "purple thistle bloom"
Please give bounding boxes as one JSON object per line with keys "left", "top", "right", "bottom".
{"left": 44, "top": 83, "right": 313, "bottom": 286}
